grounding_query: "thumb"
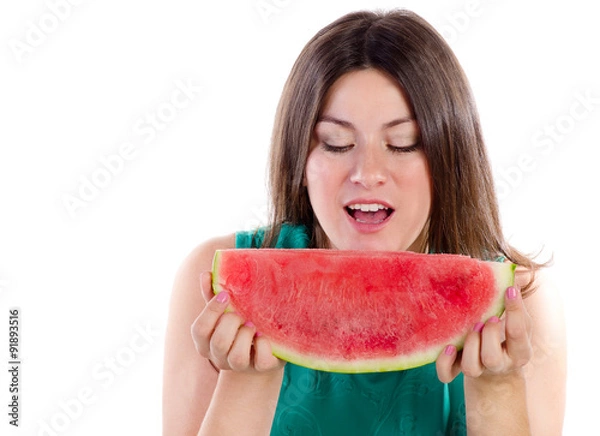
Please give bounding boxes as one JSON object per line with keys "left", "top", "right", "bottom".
{"left": 504, "top": 285, "right": 522, "bottom": 312}
{"left": 436, "top": 345, "right": 461, "bottom": 383}
{"left": 200, "top": 271, "right": 214, "bottom": 304}
{"left": 504, "top": 285, "right": 533, "bottom": 364}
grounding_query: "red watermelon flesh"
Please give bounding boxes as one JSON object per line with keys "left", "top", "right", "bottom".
{"left": 212, "top": 249, "right": 515, "bottom": 373}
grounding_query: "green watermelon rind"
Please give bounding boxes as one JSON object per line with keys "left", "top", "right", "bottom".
{"left": 212, "top": 251, "right": 516, "bottom": 374}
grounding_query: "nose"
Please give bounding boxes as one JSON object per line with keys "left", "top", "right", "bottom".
{"left": 349, "top": 144, "right": 388, "bottom": 188}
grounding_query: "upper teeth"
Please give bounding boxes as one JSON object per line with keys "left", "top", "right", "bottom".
{"left": 347, "top": 203, "right": 389, "bottom": 212}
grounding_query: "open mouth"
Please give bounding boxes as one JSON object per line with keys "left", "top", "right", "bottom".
{"left": 345, "top": 203, "right": 394, "bottom": 224}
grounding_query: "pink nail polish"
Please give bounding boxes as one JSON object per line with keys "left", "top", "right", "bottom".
{"left": 244, "top": 321, "right": 255, "bottom": 328}
{"left": 506, "top": 286, "right": 518, "bottom": 300}
{"left": 473, "top": 322, "right": 484, "bottom": 333}
{"left": 444, "top": 345, "right": 456, "bottom": 355}
{"left": 216, "top": 292, "right": 229, "bottom": 304}
{"left": 489, "top": 316, "right": 500, "bottom": 323}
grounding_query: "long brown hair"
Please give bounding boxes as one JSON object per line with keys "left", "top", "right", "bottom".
{"left": 264, "top": 9, "right": 542, "bottom": 295}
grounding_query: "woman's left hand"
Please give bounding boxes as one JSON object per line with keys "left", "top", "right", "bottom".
{"left": 436, "top": 286, "right": 533, "bottom": 382}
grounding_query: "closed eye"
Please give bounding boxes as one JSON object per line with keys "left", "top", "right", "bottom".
{"left": 387, "top": 142, "right": 421, "bottom": 153}
{"left": 321, "top": 143, "right": 354, "bottom": 153}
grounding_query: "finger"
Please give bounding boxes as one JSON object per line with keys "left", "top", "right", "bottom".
{"left": 480, "top": 316, "right": 505, "bottom": 373}
{"left": 504, "top": 286, "right": 532, "bottom": 366}
{"left": 190, "top": 291, "right": 231, "bottom": 357}
{"left": 460, "top": 323, "right": 485, "bottom": 378}
{"left": 253, "top": 334, "right": 283, "bottom": 372}
{"left": 210, "top": 311, "right": 245, "bottom": 369}
{"left": 200, "top": 271, "right": 214, "bottom": 304}
{"left": 227, "top": 322, "right": 257, "bottom": 371}
{"left": 436, "top": 344, "right": 461, "bottom": 383}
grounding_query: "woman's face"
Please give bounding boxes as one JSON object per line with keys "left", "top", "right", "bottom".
{"left": 305, "top": 68, "right": 432, "bottom": 251}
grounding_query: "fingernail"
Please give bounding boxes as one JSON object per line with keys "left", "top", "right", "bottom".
{"left": 444, "top": 345, "right": 456, "bottom": 355}
{"left": 216, "top": 292, "right": 229, "bottom": 304}
{"left": 473, "top": 322, "right": 484, "bottom": 333}
{"left": 244, "top": 321, "right": 255, "bottom": 328}
{"left": 489, "top": 316, "right": 500, "bottom": 323}
{"left": 255, "top": 331, "right": 263, "bottom": 337}
{"left": 506, "top": 286, "right": 518, "bottom": 300}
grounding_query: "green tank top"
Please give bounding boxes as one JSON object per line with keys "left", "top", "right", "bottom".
{"left": 236, "top": 224, "right": 467, "bottom": 435}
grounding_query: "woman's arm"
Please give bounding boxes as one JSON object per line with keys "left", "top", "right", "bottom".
{"left": 198, "top": 369, "right": 284, "bottom": 435}
{"left": 162, "top": 236, "right": 232, "bottom": 435}
{"left": 437, "top": 268, "right": 567, "bottom": 435}
{"left": 520, "top": 270, "right": 567, "bottom": 435}
{"left": 162, "top": 235, "right": 285, "bottom": 435}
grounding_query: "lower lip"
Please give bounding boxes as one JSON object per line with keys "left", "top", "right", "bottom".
{"left": 345, "top": 210, "right": 394, "bottom": 234}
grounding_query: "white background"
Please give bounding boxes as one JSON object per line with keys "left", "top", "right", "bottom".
{"left": 1, "top": 0, "right": 598, "bottom": 434}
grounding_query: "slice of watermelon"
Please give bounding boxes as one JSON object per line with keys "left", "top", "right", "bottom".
{"left": 212, "top": 249, "right": 515, "bottom": 373}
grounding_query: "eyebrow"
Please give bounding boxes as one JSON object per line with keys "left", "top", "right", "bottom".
{"left": 316, "top": 115, "right": 414, "bottom": 130}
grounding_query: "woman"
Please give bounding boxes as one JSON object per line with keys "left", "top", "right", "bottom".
{"left": 163, "top": 9, "right": 566, "bottom": 435}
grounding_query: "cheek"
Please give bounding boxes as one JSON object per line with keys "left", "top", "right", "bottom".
{"left": 305, "top": 151, "right": 335, "bottom": 190}
{"left": 398, "top": 157, "right": 432, "bottom": 207}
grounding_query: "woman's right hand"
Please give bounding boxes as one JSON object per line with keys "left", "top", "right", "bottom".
{"left": 191, "top": 271, "right": 285, "bottom": 373}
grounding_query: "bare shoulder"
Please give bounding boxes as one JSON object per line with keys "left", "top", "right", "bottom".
{"left": 516, "top": 266, "right": 564, "bottom": 324}
{"left": 165, "top": 232, "right": 236, "bottom": 358}
{"left": 514, "top": 265, "right": 566, "bottom": 353}
{"left": 167, "top": 230, "right": 236, "bottom": 331}
{"left": 175, "top": 234, "right": 236, "bottom": 282}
